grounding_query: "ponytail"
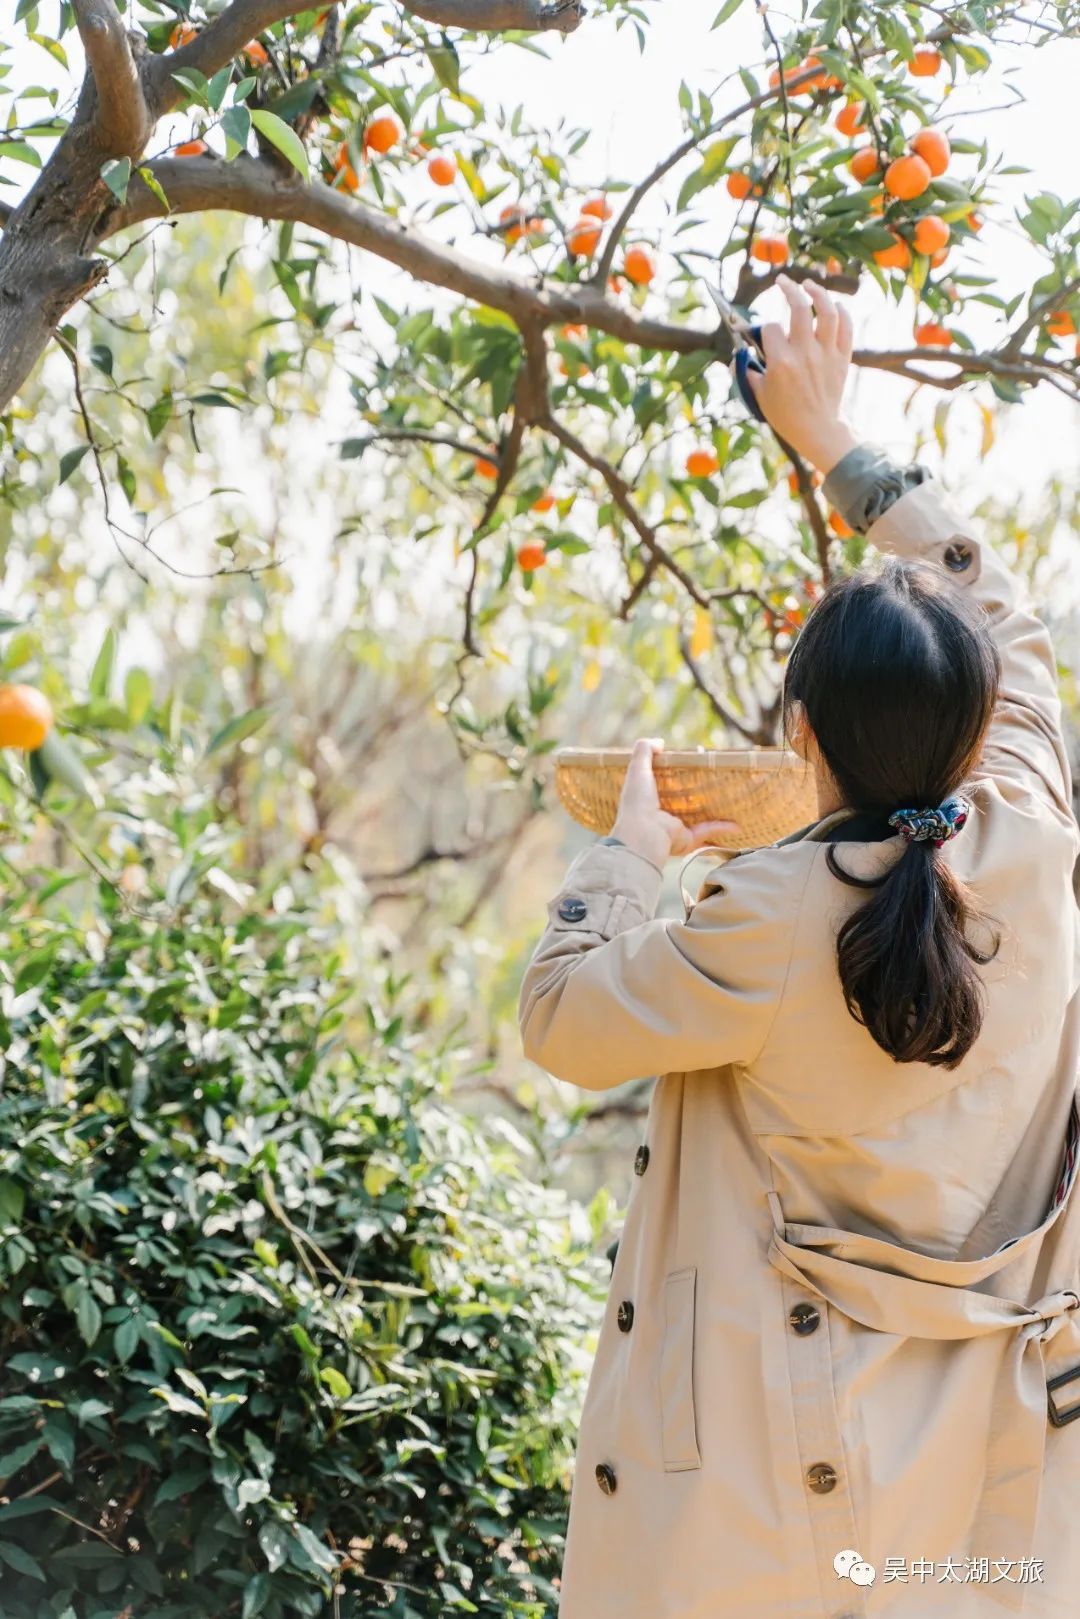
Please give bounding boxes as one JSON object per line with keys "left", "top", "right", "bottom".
{"left": 825, "top": 837, "right": 998, "bottom": 1069}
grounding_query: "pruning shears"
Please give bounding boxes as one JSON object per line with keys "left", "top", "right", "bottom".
{"left": 706, "top": 283, "right": 767, "bottom": 422}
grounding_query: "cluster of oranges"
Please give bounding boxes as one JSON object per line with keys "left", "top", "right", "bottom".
{"left": 0, "top": 685, "right": 53, "bottom": 751}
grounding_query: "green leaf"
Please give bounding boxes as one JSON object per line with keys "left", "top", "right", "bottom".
{"left": 89, "top": 342, "right": 113, "bottom": 376}
{"left": 58, "top": 445, "right": 89, "bottom": 483}
{"left": 100, "top": 156, "right": 131, "bottom": 203}
{"left": 34, "top": 732, "right": 99, "bottom": 806}
{"left": 427, "top": 34, "right": 460, "bottom": 95}
{"left": 221, "top": 104, "right": 252, "bottom": 155}
{"left": 259, "top": 1521, "right": 289, "bottom": 1573}
{"left": 0, "top": 1542, "right": 45, "bottom": 1581}
{"left": 0, "top": 1439, "right": 43, "bottom": 1479}
{"left": 114, "top": 1317, "right": 139, "bottom": 1364}
{"left": 711, "top": 0, "right": 743, "bottom": 24}
{"left": 136, "top": 164, "right": 170, "bottom": 213}
{"left": 250, "top": 110, "right": 309, "bottom": 178}
{"left": 205, "top": 705, "right": 276, "bottom": 757}
{"left": 243, "top": 1573, "right": 272, "bottom": 1618}
{"left": 0, "top": 141, "right": 41, "bottom": 168}
{"left": 170, "top": 67, "right": 210, "bottom": 107}
{"left": 319, "top": 1366, "right": 352, "bottom": 1400}
{"left": 75, "top": 1289, "right": 102, "bottom": 1347}
{"left": 0, "top": 1178, "right": 25, "bottom": 1222}
{"left": 124, "top": 667, "right": 153, "bottom": 724}
{"left": 89, "top": 628, "right": 116, "bottom": 699}
{"left": 207, "top": 66, "right": 232, "bottom": 111}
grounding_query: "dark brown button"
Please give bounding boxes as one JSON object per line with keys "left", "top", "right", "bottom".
{"left": 806, "top": 1461, "right": 838, "bottom": 1494}
{"left": 557, "top": 896, "right": 588, "bottom": 922}
{"left": 633, "top": 1144, "right": 650, "bottom": 1176}
{"left": 789, "top": 1302, "right": 821, "bottom": 1336}
{"left": 617, "top": 1299, "right": 634, "bottom": 1333}
{"left": 595, "top": 1462, "right": 617, "bottom": 1495}
{"left": 943, "top": 541, "right": 973, "bottom": 573}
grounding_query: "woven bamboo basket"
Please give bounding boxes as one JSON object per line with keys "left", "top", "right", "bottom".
{"left": 553, "top": 746, "right": 817, "bottom": 852}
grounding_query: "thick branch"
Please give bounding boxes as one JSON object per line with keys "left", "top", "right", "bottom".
{"left": 115, "top": 156, "right": 731, "bottom": 357}
{"left": 73, "top": 0, "right": 153, "bottom": 156}
{"left": 401, "top": 0, "right": 584, "bottom": 28}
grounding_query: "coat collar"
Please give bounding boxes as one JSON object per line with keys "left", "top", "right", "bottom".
{"left": 772, "top": 804, "right": 865, "bottom": 845}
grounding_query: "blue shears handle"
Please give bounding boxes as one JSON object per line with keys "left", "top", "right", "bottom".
{"left": 733, "top": 323, "right": 766, "bottom": 421}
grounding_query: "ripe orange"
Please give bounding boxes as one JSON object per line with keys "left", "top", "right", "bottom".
{"left": 884, "top": 153, "right": 932, "bottom": 201}
{"left": 623, "top": 244, "right": 656, "bottom": 285}
{"left": 1047, "top": 310, "right": 1076, "bottom": 338}
{"left": 913, "top": 215, "right": 950, "bottom": 255}
{"left": 568, "top": 217, "right": 602, "bottom": 257}
{"left": 727, "top": 171, "right": 753, "bottom": 200}
{"left": 930, "top": 247, "right": 950, "bottom": 268}
{"left": 175, "top": 138, "right": 208, "bottom": 157}
{"left": 966, "top": 210, "right": 983, "bottom": 233}
{"left": 364, "top": 113, "right": 403, "bottom": 155}
{"left": 685, "top": 448, "right": 719, "bottom": 478}
{"left": 608, "top": 274, "right": 625, "bottom": 294}
{"left": 835, "top": 102, "right": 865, "bottom": 137}
{"left": 517, "top": 543, "right": 547, "bottom": 572}
{"left": 751, "top": 232, "right": 789, "bottom": 265}
{"left": 869, "top": 192, "right": 886, "bottom": 214}
{"left": 874, "top": 232, "right": 911, "bottom": 270}
{"left": 0, "top": 685, "right": 53, "bottom": 750}
{"left": 581, "top": 194, "right": 613, "bottom": 220}
{"left": 500, "top": 204, "right": 527, "bottom": 244}
{"left": 828, "top": 509, "right": 854, "bottom": 538}
{"left": 910, "top": 127, "right": 950, "bottom": 177}
{"left": 169, "top": 21, "right": 197, "bottom": 47}
{"left": 849, "top": 146, "right": 881, "bottom": 183}
{"left": 825, "top": 256, "right": 844, "bottom": 275}
{"left": 427, "top": 152, "right": 457, "bottom": 186}
{"left": 474, "top": 456, "right": 499, "bottom": 479}
{"left": 914, "top": 321, "right": 952, "bottom": 346}
{"left": 558, "top": 355, "right": 591, "bottom": 379}
{"left": 788, "top": 468, "right": 823, "bottom": 495}
{"left": 909, "top": 46, "right": 943, "bottom": 77}
{"left": 796, "top": 55, "right": 828, "bottom": 92}
{"left": 560, "top": 323, "right": 587, "bottom": 339}
{"left": 243, "top": 40, "right": 269, "bottom": 65}
{"left": 532, "top": 491, "right": 556, "bottom": 513}
{"left": 332, "top": 142, "right": 360, "bottom": 192}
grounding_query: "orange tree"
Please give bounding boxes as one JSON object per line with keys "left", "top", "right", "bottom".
{"left": 2, "top": 0, "right": 1080, "bottom": 765}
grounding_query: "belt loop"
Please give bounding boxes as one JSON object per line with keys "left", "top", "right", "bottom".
{"left": 766, "top": 1189, "right": 785, "bottom": 1236}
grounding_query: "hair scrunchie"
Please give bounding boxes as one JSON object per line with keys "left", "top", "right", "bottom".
{"left": 887, "top": 793, "right": 972, "bottom": 849}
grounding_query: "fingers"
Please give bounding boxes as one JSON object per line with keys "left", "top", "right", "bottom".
{"left": 776, "top": 274, "right": 815, "bottom": 346}
{"left": 836, "top": 299, "right": 854, "bottom": 360}
{"left": 627, "top": 736, "right": 663, "bottom": 779}
{"left": 803, "top": 278, "right": 838, "bottom": 349}
{"left": 757, "top": 319, "right": 789, "bottom": 366}
{"left": 681, "top": 820, "right": 740, "bottom": 853}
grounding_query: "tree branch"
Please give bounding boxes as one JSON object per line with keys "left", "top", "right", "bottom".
{"left": 73, "top": 0, "right": 153, "bottom": 156}
{"left": 399, "top": 0, "right": 584, "bottom": 30}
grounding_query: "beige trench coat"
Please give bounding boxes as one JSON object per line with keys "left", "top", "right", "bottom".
{"left": 518, "top": 483, "right": 1080, "bottom": 1618}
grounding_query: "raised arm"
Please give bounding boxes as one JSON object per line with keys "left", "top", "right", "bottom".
{"left": 749, "top": 276, "right": 1076, "bottom": 830}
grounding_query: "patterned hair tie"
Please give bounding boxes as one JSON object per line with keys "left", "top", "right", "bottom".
{"left": 887, "top": 792, "right": 972, "bottom": 849}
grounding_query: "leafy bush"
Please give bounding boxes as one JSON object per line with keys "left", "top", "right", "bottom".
{"left": 0, "top": 879, "right": 604, "bottom": 1618}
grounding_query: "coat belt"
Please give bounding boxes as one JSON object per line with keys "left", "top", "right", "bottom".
{"left": 765, "top": 1098, "right": 1080, "bottom": 1614}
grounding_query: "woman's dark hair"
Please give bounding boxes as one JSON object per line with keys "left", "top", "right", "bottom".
{"left": 783, "top": 554, "right": 1001, "bottom": 1069}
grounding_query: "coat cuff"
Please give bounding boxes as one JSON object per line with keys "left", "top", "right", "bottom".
{"left": 822, "top": 443, "right": 933, "bottom": 535}
{"left": 545, "top": 841, "right": 664, "bottom": 939}
{"left": 863, "top": 481, "right": 984, "bottom": 585}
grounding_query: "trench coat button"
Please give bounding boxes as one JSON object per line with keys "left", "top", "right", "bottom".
{"left": 595, "top": 1462, "right": 617, "bottom": 1495}
{"left": 633, "top": 1144, "right": 650, "bottom": 1176}
{"left": 788, "top": 1302, "right": 821, "bottom": 1336}
{"left": 557, "top": 895, "right": 588, "bottom": 922}
{"left": 617, "top": 1299, "right": 634, "bottom": 1333}
{"left": 942, "top": 540, "right": 973, "bottom": 572}
{"left": 806, "top": 1462, "right": 838, "bottom": 1494}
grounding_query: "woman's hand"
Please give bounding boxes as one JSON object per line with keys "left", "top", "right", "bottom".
{"left": 746, "top": 275, "right": 859, "bottom": 476}
{"left": 610, "top": 737, "right": 739, "bottom": 868}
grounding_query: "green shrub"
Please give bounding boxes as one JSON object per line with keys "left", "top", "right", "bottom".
{"left": 0, "top": 882, "right": 604, "bottom": 1618}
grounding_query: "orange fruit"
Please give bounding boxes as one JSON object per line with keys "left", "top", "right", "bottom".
{"left": 568, "top": 217, "right": 602, "bottom": 257}
{"left": 914, "top": 321, "right": 952, "bottom": 346}
{"left": 243, "top": 39, "right": 269, "bottom": 65}
{"left": 751, "top": 232, "right": 789, "bottom": 265}
{"left": 427, "top": 152, "right": 457, "bottom": 186}
{"left": 874, "top": 232, "right": 911, "bottom": 270}
{"left": 726, "top": 172, "right": 753, "bottom": 200}
{"left": 787, "top": 468, "right": 823, "bottom": 495}
{"left": 175, "top": 138, "right": 208, "bottom": 157}
{"left": 913, "top": 215, "right": 950, "bottom": 255}
{"left": 500, "top": 204, "right": 527, "bottom": 244}
{"left": 364, "top": 113, "right": 403, "bottom": 155}
{"left": 169, "top": 21, "right": 198, "bottom": 47}
{"left": 532, "top": 491, "right": 556, "bottom": 513}
{"left": 796, "top": 55, "right": 828, "bottom": 92}
{"left": 1047, "top": 310, "right": 1076, "bottom": 338}
{"left": 558, "top": 355, "right": 591, "bottom": 379}
{"left": 332, "top": 142, "right": 359, "bottom": 192}
{"left": 581, "top": 194, "right": 613, "bottom": 220}
{"left": 930, "top": 247, "right": 950, "bottom": 268}
{"left": 623, "top": 244, "right": 656, "bottom": 285}
{"left": 910, "top": 127, "right": 950, "bottom": 177}
{"left": 828, "top": 510, "right": 854, "bottom": 538}
{"left": 909, "top": 46, "right": 943, "bottom": 76}
{"left": 884, "top": 153, "right": 932, "bottom": 201}
{"left": 0, "top": 685, "right": 53, "bottom": 750}
{"left": 849, "top": 147, "right": 882, "bottom": 183}
{"left": 560, "top": 323, "right": 587, "bottom": 339}
{"left": 835, "top": 102, "right": 865, "bottom": 137}
{"left": 517, "top": 543, "right": 547, "bottom": 572}
{"left": 869, "top": 192, "right": 886, "bottom": 214}
{"left": 685, "top": 448, "right": 719, "bottom": 478}
{"left": 966, "top": 210, "right": 983, "bottom": 233}
{"left": 825, "top": 256, "right": 844, "bottom": 276}
{"left": 607, "top": 274, "right": 625, "bottom": 294}
{"left": 474, "top": 456, "right": 499, "bottom": 479}
{"left": 524, "top": 217, "right": 547, "bottom": 242}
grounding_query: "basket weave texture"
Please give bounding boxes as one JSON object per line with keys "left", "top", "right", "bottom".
{"left": 553, "top": 747, "right": 817, "bottom": 852}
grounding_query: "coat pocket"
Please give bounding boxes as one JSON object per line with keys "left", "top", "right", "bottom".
{"left": 659, "top": 1265, "right": 702, "bottom": 1471}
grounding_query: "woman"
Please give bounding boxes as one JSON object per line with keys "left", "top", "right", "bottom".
{"left": 518, "top": 277, "right": 1080, "bottom": 1618}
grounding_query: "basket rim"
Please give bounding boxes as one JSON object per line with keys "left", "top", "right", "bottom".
{"left": 553, "top": 746, "right": 803, "bottom": 770}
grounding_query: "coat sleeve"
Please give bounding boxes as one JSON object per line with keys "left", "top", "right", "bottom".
{"left": 517, "top": 839, "right": 814, "bottom": 1090}
{"left": 864, "top": 481, "right": 1078, "bottom": 832}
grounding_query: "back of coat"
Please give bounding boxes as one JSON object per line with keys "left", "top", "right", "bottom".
{"left": 518, "top": 482, "right": 1080, "bottom": 1618}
